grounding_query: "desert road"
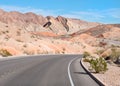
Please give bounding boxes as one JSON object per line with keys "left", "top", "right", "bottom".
{"left": 0, "top": 55, "right": 99, "bottom": 86}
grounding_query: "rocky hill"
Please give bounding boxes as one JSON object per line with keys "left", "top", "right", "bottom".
{"left": 0, "top": 9, "right": 99, "bottom": 35}
{"left": 0, "top": 8, "right": 120, "bottom": 56}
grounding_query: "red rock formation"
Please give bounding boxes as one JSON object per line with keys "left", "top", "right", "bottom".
{"left": 0, "top": 9, "right": 100, "bottom": 35}
{"left": 31, "top": 31, "right": 57, "bottom": 37}
{"left": 1, "top": 8, "right": 120, "bottom": 56}
{"left": 56, "top": 16, "right": 69, "bottom": 32}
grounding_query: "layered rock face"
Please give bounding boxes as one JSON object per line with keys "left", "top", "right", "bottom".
{"left": 0, "top": 8, "right": 119, "bottom": 56}
{"left": 0, "top": 9, "right": 99, "bottom": 34}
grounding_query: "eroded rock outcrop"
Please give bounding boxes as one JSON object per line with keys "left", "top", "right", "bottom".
{"left": 0, "top": 8, "right": 119, "bottom": 56}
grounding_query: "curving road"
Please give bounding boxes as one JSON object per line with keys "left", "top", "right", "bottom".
{"left": 0, "top": 55, "right": 99, "bottom": 86}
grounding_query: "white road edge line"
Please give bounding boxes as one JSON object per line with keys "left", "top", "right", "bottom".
{"left": 68, "top": 57, "right": 79, "bottom": 86}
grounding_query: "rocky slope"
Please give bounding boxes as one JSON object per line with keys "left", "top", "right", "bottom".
{"left": 0, "top": 8, "right": 120, "bottom": 56}
{"left": 64, "top": 23, "right": 120, "bottom": 55}
{"left": 0, "top": 9, "right": 99, "bottom": 34}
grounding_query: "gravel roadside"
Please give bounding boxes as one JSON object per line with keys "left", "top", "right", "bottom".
{"left": 82, "top": 60, "right": 120, "bottom": 86}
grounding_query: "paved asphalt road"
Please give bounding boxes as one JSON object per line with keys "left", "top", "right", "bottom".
{"left": 0, "top": 55, "right": 99, "bottom": 86}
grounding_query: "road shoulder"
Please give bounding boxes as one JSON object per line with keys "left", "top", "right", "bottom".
{"left": 70, "top": 57, "right": 99, "bottom": 86}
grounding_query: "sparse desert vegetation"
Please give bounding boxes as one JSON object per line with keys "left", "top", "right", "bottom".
{"left": 0, "top": 8, "right": 120, "bottom": 85}
{"left": 0, "top": 49, "right": 12, "bottom": 57}
{"left": 89, "top": 57, "right": 107, "bottom": 73}
{"left": 83, "top": 46, "right": 120, "bottom": 86}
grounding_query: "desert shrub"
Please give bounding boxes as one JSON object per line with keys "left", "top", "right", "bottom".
{"left": 0, "top": 49, "right": 12, "bottom": 57}
{"left": 89, "top": 57, "right": 107, "bottom": 73}
{"left": 6, "top": 30, "right": 9, "bottom": 33}
{"left": 110, "top": 48, "right": 120, "bottom": 63}
{"left": 83, "top": 57, "right": 91, "bottom": 62}
{"left": 31, "top": 35, "right": 35, "bottom": 38}
{"left": 83, "top": 55, "right": 95, "bottom": 62}
{"left": 62, "top": 48, "right": 66, "bottom": 54}
{"left": 16, "top": 39, "right": 23, "bottom": 42}
{"left": 95, "top": 49, "right": 104, "bottom": 55}
{"left": 23, "top": 44, "right": 27, "bottom": 48}
{"left": 83, "top": 52, "right": 90, "bottom": 58}
{"left": 23, "top": 51, "right": 34, "bottom": 55}
{"left": 83, "top": 52, "right": 91, "bottom": 62}
{"left": 111, "top": 44, "right": 116, "bottom": 48}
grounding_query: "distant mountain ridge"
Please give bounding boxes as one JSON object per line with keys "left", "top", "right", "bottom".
{"left": 0, "top": 8, "right": 100, "bottom": 35}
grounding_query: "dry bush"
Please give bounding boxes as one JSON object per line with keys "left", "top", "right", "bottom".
{"left": 89, "top": 57, "right": 108, "bottom": 73}
{"left": 0, "top": 49, "right": 12, "bottom": 57}
{"left": 83, "top": 51, "right": 90, "bottom": 58}
{"left": 110, "top": 48, "right": 120, "bottom": 63}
